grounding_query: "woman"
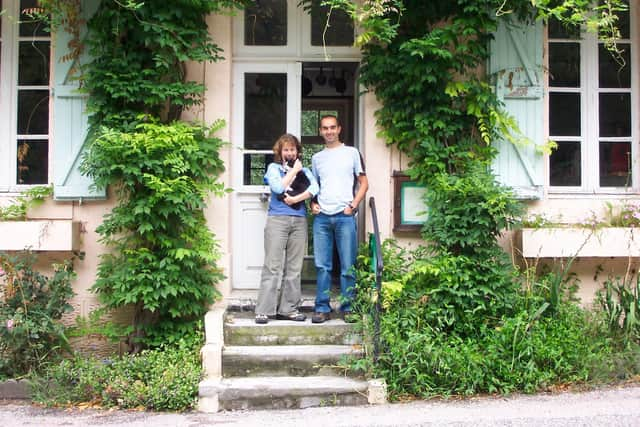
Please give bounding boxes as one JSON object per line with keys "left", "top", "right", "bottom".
{"left": 254, "top": 134, "right": 319, "bottom": 324}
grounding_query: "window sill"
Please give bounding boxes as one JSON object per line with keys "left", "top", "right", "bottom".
{"left": 520, "top": 227, "right": 640, "bottom": 258}
{"left": 0, "top": 220, "right": 79, "bottom": 251}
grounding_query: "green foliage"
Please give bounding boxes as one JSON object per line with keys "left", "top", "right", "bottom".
{"left": 32, "top": 332, "right": 203, "bottom": 411}
{"left": 65, "top": 0, "right": 245, "bottom": 351}
{"left": 372, "top": 307, "right": 615, "bottom": 398}
{"left": 597, "top": 275, "right": 640, "bottom": 342}
{"left": 0, "top": 252, "right": 77, "bottom": 379}
{"left": 354, "top": 239, "right": 640, "bottom": 399}
{"left": 0, "top": 186, "right": 52, "bottom": 221}
{"left": 67, "top": 308, "right": 133, "bottom": 344}
{"left": 83, "top": 0, "right": 246, "bottom": 128}
{"left": 423, "top": 167, "right": 523, "bottom": 256}
{"left": 604, "top": 201, "right": 640, "bottom": 227}
{"left": 81, "top": 118, "right": 228, "bottom": 349}
{"left": 393, "top": 253, "right": 519, "bottom": 336}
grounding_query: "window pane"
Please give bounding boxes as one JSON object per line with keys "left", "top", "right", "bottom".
{"left": 599, "top": 43, "right": 630, "bottom": 88}
{"left": 18, "top": 90, "right": 49, "bottom": 134}
{"left": 549, "top": 93, "right": 580, "bottom": 136}
{"left": 302, "top": 111, "right": 318, "bottom": 136}
{"left": 548, "top": 17, "right": 580, "bottom": 39}
{"left": 243, "top": 153, "right": 274, "bottom": 186}
{"left": 614, "top": 2, "right": 630, "bottom": 39}
{"left": 549, "top": 43, "right": 579, "bottom": 87}
{"left": 19, "top": 41, "right": 50, "bottom": 85}
{"left": 600, "top": 141, "right": 631, "bottom": 187}
{"left": 17, "top": 139, "right": 48, "bottom": 184}
{"left": 550, "top": 142, "right": 581, "bottom": 186}
{"left": 244, "top": 73, "right": 286, "bottom": 150}
{"left": 599, "top": 93, "right": 630, "bottom": 137}
{"left": 311, "top": 0, "right": 354, "bottom": 46}
{"left": 244, "top": 0, "right": 287, "bottom": 46}
{"left": 20, "top": 0, "right": 48, "bottom": 37}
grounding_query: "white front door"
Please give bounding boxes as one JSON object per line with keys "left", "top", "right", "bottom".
{"left": 231, "top": 62, "right": 301, "bottom": 289}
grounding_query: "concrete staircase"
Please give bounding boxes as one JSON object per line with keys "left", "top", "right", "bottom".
{"left": 198, "top": 291, "right": 381, "bottom": 412}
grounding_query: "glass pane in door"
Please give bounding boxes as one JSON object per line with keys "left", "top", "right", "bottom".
{"left": 244, "top": 72, "right": 287, "bottom": 185}
{"left": 245, "top": 73, "right": 287, "bottom": 150}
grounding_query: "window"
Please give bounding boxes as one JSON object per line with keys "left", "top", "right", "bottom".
{"left": 548, "top": 3, "right": 636, "bottom": 192}
{"left": 233, "top": 0, "right": 359, "bottom": 58}
{"left": 0, "top": 0, "right": 51, "bottom": 189}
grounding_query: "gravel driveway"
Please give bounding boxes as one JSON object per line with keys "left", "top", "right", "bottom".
{"left": 1, "top": 384, "right": 639, "bottom": 426}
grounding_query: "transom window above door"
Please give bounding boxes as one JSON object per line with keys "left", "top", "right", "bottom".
{"left": 233, "top": 0, "right": 359, "bottom": 58}
{"left": 547, "top": 2, "right": 637, "bottom": 193}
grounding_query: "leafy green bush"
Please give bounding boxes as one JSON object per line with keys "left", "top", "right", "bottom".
{"left": 423, "top": 168, "right": 523, "bottom": 257}
{"left": 0, "top": 252, "right": 77, "bottom": 379}
{"left": 385, "top": 253, "right": 519, "bottom": 336}
{"left": 354, "top": 239, "right": 640, "bottom": 399}
{"left": 373, "top": 304, "right": 619, "bottom": 398}
{"left": 33, "top": 334, "right": 203, "bottom": 411}
{"left": 82, "top": 119, "right": 228, "bottom": 350}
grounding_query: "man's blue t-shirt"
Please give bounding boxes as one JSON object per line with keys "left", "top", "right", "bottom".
{"left": 311, "top": 144, "right": 365, "bottom": 215}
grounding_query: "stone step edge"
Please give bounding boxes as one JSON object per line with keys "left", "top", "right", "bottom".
{"left": 202, "top": 375, "right": 368, "bottom": 398}
{"left": 223, "top": 344, "right": 363, "bottom": 358}
{"left": 223, "top": 316, "right": 357, "bottom": 327}
{"left": 198, "top": 376, "right": 387, "bottom": 413}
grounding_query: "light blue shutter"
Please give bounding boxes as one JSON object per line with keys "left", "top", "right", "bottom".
{"left": 52, "top": 0, "right": 105, "bottom": 201}
{"left": 490, "top": 18, "right": 544, "bottom": 199}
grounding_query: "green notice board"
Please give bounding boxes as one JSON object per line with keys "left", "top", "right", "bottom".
{"left": 393, "top": 173, "right": 427, "bottom": 232}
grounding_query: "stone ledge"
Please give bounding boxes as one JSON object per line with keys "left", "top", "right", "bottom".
{"left": 0, "top": 220, "right": 80, "bottom": 251}
{"left": 0, "top": 380, "right": 30, "bottom": 400}
{"left": 520, "top": 227, "right": 640, "bottom": 258}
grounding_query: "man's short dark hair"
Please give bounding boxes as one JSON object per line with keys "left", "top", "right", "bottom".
{"left": 319, "top": 114, "right": 341, "bottom": 127}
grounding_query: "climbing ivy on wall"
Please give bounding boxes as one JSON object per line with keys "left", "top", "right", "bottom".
{"left": 38, "top": 0, "right": 246, "bottom": 351}
{"left": 311, "top": 0, "right": 629, "bottom": 333}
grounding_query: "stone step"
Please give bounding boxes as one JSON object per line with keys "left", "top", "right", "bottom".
{"left": 224, "top": 316, "right": 361, "bottom": 346}
{"left": 224, "top": 287, "right": 344, "bottom": 314}
{"left": 200, "top": 376, "right": 369, "bottom": 411}
{"left": 222, "top": 344, "right": 364, "bottom": 377}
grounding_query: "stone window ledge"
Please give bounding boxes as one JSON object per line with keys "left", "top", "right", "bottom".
{"left": 0, "top": 220, "right": 79, "bottom": 251}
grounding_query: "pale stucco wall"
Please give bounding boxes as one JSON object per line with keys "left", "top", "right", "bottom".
{"left": 201, "top": 13, "right": 234, "bottom": 303}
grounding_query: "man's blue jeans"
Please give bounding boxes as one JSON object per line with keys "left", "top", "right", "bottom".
{"left": 313, "top": 212, "right": 357, "bottom": 313}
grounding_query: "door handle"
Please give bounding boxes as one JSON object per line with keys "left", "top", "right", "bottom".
{"left": 259, "top": 193, "right": 269, "bottom": 203}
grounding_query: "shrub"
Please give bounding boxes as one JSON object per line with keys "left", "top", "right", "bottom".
{"left": 596, "top": 274, "right": 640, "bottom": 342}
{"left": 0, "top": 251, "right": 77, "bottom": 379}
{"left": 355, "top": 238, "right": 640, "bottom": 400}
{"left": 32, "top": 332, "right": 203, "bottom": 411}
{"left": 82, "top": 119, "right": 228, "bottom": 350}
{"left": 370, "top": 295, "right": 623, "bottom": 398}
{"left": 423, "top": 168, "right": 523, "bottom": 257}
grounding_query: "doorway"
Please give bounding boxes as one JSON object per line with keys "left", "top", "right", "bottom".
{"left": 231, "top": 61, "right": 359, "bottom": 289}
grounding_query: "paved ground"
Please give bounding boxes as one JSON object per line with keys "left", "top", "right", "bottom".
{"left": 1, "top": 384, "right": 640, "bottom": 426}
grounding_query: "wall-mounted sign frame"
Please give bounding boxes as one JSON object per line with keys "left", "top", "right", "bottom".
{"left": 393, "top": 172, "right": 427, "bottom": 232}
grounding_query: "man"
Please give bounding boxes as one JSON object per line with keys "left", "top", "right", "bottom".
{"left": 310, "top": 115, "right": 369, "bottom": 323}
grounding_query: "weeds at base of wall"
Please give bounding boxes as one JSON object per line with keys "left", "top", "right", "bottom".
{"left": 30, "top": 335, "right": 203, "bottom": 412}
{"left": 353, "top": 239, "right": 640, "bottom": 400}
